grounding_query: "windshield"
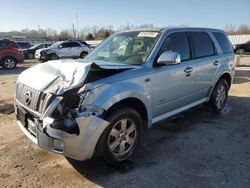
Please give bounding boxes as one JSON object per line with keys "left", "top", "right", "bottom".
{"left": 30, "top": 44, "right": 40, "bottom": 49}
{"left": 49, "top": 42, "right": 61, "bottom": 48}
{"left": 86, "top": 31, "right": 160, "bottom": 65}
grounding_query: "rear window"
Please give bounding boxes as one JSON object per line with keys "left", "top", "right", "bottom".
{"left": 190, "top": 32, "right": 216, "bottom": 58}
{"left": 0, "top": 40, "right": 11, "bottom": 48}
{"left": 213, "top": 32, "right": 233, "bottom": 53}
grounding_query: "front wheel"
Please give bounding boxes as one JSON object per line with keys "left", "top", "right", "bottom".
{"left": 28, "top": 53, "right": 34, "bottom": 59}
{"left": 48, "top": 54, "right": 58, "bottom": 60}
{"left": 97, "top": 107, "right": 142, "bottom": 165}
{"left": 210, "top": 79, "right": 228, "bottom": 113}
{"left": 2, "top": 57, "right": 17, "bottom": 69}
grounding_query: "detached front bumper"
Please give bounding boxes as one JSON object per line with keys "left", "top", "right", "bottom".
{"left": 15, "top": 103, "right": 109, "bottom": 161}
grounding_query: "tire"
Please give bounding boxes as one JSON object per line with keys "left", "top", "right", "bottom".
{"left": 97, "top": 107, "right": 142, "bottom": 165}
{"left": 80, "top": 51, "right": 88, "bottom": 59}
{"left": 28, "top": 53, "right": 34, "bottom": 59}
{"left": 210, "top": 79, "right": 228, "bottom": 113}
{"left": 49, "top": 54, "right": 58, "bottom": 60}
{"left": 236, "top": 48, "right": 245, "bottom": 55}
{"left": 2, "top": 57, "right": 17, "bottom": 69}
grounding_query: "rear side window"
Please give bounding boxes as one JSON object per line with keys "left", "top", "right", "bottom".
{"left": 68, "top": 42, "right": 81, "bottom": 47}
{"left": 159, "top": 32, "right": 191, "bottom": 61}
{"left": 190, "top": 32, "right": 215, "bottom": 58}
{"left": 61, "top": 42, "right": 71, "bottom": 48}
{"left": 213, "top": 32, "right": 233, "bottom": 53}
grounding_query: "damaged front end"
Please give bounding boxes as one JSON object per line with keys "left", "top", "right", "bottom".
{"left": 15, "top": 60, "right": 131, "bottom": 160}
{"left": 16, "top": 84, "right": 109, "bottom": 160}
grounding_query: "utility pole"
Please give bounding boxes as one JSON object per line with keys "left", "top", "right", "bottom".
{"left": 72, "top": 24, "right": 76, "bottom": 39}
{"left": 76, "top": 12, "right": 78, "bottom": 38}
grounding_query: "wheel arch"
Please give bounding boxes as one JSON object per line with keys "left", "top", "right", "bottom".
{"left": 103, "top": 97, "right": 149, "bottom": 130}
{"left": 208, "top": 71, "right": 232, "bottom": 99}
{"left": 0, "top": 56, "right": 17, "bottom": 68}
{"left": 219, "top": 72, "right": 232, "bottom": 89}
{"left": 1, "top": 55, "right": 17, "bottom": 63}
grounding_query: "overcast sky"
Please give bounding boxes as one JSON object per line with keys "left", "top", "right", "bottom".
{"left": 0, "top": 0, "right": 249, "bottom": 32}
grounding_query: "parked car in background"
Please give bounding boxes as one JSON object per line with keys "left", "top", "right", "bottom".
{"left": 15, "top": 27, "right": 235, "bottom": 164}
{"left": 16, "top": 41, "right": 32, "bottom": 50}
{"left": 0, "top": 39, "right": 24, "bottom": 69}
{"left": 233, "top": 40, "right": 250, "bottom": 55}
{"left": 22, "top": 43, "right": 52, "bottom": 59}
{"left": 35, "top": 40, "right": 90, "bottom": 61}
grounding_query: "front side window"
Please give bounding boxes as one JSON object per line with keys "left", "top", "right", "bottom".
{"left": 158, "top": 32, "right": 191, "bottom": 61}
{"left": 86, "top": 31, "right": 160, "bottom": 65}
{"left": 190, "top": 32, "right": 215, "bottom": 58}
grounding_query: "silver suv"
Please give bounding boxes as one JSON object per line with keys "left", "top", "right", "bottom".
{"left": 35, "top": 40, "right": 90, "bottom": 61}
{"left": 15, "top": 27, "right": 235, "bottom": 164}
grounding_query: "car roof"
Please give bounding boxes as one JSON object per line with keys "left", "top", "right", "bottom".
{"left": 118, "top": 27, "right": 224, "bottom": 34}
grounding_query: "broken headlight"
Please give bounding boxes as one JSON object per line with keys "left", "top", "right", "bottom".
{"left": 77, "top": 85, "right": 104, "bottom": 116}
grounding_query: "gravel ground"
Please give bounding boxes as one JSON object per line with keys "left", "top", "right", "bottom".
{"left": 0, "top": 58, "right": 250, "bottom": 188}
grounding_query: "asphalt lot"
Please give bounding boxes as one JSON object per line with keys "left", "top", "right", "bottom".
{"left": 0, "top": 57, "right": 250, "bottom": 188}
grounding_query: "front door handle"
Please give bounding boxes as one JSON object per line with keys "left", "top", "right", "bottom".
{"left": 213, "top": 61, "right": 220, "bottom": 66}
{"left": 184, "top": 67, "right": 193, "bottom": 73}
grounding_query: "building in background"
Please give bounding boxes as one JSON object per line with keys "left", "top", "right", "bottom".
{"left": 0, "top": 32, "right": 47, "bottom": 44}
{"left": 228, "top": 35, "right": 250, "bottom": 45}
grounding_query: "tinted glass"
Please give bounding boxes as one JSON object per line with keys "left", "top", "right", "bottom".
{"left": 159, "top": 32, "right": 190, "bottom": 61}
{"left": 213, "top": 32, "right": 233, "bottom": 53}
{"left": 0, "top": 40, "right": 10, "bottom": 48}
{"left": 61, "top": 42, "right": 70, "bottom": 48}
{"left": 17, "top": 42, "right": 31, "bottom": 49}
{"left": 71, "top": 42, "right": 81, "bottom": 47}
{"left": 190, "top": 32, "right": 215, "bottom": 58}
{"left": 80, "top": 41, "right": 89, "bottom": 46}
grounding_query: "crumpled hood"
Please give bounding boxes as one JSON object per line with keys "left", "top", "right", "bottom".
{"left": 17, "top": 59, "right": 135, "bottom": 95}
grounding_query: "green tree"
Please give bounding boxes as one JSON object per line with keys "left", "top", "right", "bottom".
{"left": 104, "top": 30, "right": 110, "bottom": 38}
{"left": 85, "top": 33, "right": 95, "bottom": 40}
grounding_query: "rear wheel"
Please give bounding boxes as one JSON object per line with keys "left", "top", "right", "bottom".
{"left": 97, "top": 107, "right": 142, "bottom": 165}
{"left": 210, "top": 79, "right": 228, "bottom": 113}
{"left": 2, "top": 57, "right": 17, "bottom": 69}
{"left": 236, "top": 48, "right": 245, "bottom": 55}
{"left": 80, "top": 51, "right": 88, "bottom": 59}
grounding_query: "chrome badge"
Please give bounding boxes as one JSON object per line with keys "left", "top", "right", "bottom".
{"left": 24, "top": 91, "right": 32, "bottom": 105}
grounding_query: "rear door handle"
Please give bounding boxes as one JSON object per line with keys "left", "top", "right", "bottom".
{"left": 213, "top": 61, "right": 220, "bottom": 66}
{"left": 184, "top": 67, "right": 193, "bottom": 73}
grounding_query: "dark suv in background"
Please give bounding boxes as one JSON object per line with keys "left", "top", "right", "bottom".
{"left": 233, "top": 40, "right": 250, "bottom": 55}
{"left": 22, "top": 43, "right": 52, "bottom": 59}
{"left": 0, "top": 39, "right": 24, "bottom": 69}
{"left": 16, "top": 41, "right": 32, "bottom": 50}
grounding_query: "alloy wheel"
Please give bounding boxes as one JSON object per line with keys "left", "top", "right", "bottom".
{"left": 4, "top": 58, "right": 16, "bottom": 69}
{"left": 108, "top": 118, "right": 137, "bottom": 156}
{"left": 215, "top": 84, "right": 226, "bottom": 109}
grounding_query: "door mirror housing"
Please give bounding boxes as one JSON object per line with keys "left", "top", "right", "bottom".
{"left": 58, "top": 45, "right": 63, "bottom": 49}
{"left": 157, "top": 51, "right": 181, "bottom": 65}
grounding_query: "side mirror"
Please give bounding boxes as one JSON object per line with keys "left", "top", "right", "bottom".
{"left": 58, "top": 45, "right": 63, "bottom": 49}
{"left": 157, "top": 51, "right": 181, "bottom": 65}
